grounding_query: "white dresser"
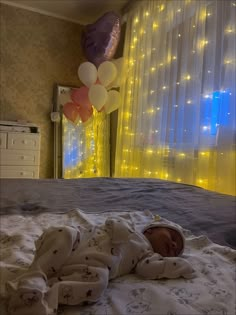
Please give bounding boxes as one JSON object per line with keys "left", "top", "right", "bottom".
{"left": 0, "top": 121, "right": 41, "bottom": 178}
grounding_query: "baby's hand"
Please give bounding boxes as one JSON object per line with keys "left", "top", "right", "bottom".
{"left": 160, "top": 257, "right": 196, "bottom": 279}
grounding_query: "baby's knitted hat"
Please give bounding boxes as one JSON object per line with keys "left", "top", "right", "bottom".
{"left": 142, "top": 215, "right": 185, "bottom": 255}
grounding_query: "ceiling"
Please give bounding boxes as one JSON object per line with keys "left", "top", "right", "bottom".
{"left": 1, "top": 0, "right": 132, "bottom": 25}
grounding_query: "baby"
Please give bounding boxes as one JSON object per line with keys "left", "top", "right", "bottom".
{"left": 6, "top": 216, "right": 195, "bottom": 315}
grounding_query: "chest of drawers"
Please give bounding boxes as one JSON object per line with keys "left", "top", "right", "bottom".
{"left": 0, "top": 121, "right": 41, "bottom": 178}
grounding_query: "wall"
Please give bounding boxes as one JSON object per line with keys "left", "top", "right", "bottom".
{"left": 0, "top": 4, "right": 84, "bottom": 178}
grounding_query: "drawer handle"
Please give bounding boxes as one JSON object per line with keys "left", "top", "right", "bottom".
{"left": 21, "top": 156, "right": 25, "bottom": 160}
{"left": 20, "top": 172, "right": 25, "bottom": 176}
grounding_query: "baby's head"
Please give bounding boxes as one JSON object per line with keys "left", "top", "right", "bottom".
{"left": 143, "top": 222, "right": 185, "bottom": 257}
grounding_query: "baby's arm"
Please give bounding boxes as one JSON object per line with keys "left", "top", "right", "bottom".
{"left": 105, "top": 217, "right": 134, "bottom": 243}
{"left": 135, "top": 253, "right": 195, "bottom": 280}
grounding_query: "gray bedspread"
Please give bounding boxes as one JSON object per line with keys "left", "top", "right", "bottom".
{"left": 0, "top": 178, "right": 235, "bottom": 248}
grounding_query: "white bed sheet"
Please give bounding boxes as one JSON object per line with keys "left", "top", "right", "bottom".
{"left": 0, "top": 209, "right": 235, "bottom": 315}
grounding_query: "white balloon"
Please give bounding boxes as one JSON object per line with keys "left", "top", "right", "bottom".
{"left": 107, "top": 57, "right": 125, "bottom": 88}
{"left": 98, "top": 61, "right": 117, "bottom": 87}
{"left": 104, "top": 90, "right": 121, "bottom": 114}
{"left": 88, "top": 84, "right": 108, "bottom": 111}
{"left": 78, "top": 62, "right": 97, "bottom": 87}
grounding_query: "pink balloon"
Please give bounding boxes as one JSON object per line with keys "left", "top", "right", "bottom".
{"left": 63, "top": 102, "right": 80, "bottom": 123}
{"left": 82, "top": 11, "right": 121, "bottom": 67}
{"left": 77, "top": 103, "right": 93, "bottom": 123}
{"left": 71, "top": 87, "right": 91, "bottom": 108}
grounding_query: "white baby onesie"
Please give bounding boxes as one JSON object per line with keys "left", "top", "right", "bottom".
{"left": 6, "top": 217, "right": 195, "bottom": 315}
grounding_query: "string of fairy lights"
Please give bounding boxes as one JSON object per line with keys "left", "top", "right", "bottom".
{"left": 115, "top": 0, "right": 236, "bottom": 195}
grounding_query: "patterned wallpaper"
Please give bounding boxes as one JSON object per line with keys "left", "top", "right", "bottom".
{"left": 0, "top": 4, "right": 84, "bottom": 178}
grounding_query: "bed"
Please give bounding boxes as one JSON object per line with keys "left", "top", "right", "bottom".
{"left": 0, "top": 178, "right": 235, "bottom": 315}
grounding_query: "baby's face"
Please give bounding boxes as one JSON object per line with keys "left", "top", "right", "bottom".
{"left": 144, "top": 227, "right": 183, "bottom": 257}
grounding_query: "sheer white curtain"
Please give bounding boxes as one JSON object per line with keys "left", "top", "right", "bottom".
{"left": 115, "top": 0, "right": 236, "bottom": 195}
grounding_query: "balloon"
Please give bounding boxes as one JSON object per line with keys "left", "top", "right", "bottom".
{"left": 88, "top": 84, "right": 108, "bottom": 111}
{"left": 104, "top": 90, "right": 121, "bottom": 114}
{"left": 98, "top": 61, "right": 117, "bottom": 87}
{"left": 81, "top": 11, "right": 121, "bottom": 67}
{"left": 78, "top": 62, "right": 97, "bottom": 87}
{"left": 108, "top": 57, "right": 124, "bottom": 88}
{"left": 63, "top": 102, "right": 80, "bottom": 124}
{"left": 71, "top": 87, "right": 91, "bottom": 108}
{"left": 77, "top": 103, "right": 93, "bottom": 123}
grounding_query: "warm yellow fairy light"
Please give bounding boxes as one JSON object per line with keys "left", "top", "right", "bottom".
{"left": 151, "top": 67, "right": 156, "bottom": 72}
{"left": 179, "top": 153, "right": 186, "bottom": 157}
{"left": 159, "top": 4, "right": 165, "bottom": 12}
{"left": 186, "top": 75, "right": 191, "bottom": 80}
{"left": 145, "top": 11, "right": 150, "bottom": 16}
{"left": 199, "top": 9, "right": 207, "bottom": 21}
{"left": 134, "top": 17, "right": 139, "bottom": 24}
{"left": 225, "top": 28, "right": 234, "bottom": 33}
{"left": 162, "top": 86, "right": 167, "bottom": 90}
{"left": 198, "top": 39, "right": 209, "bottom": 50}
{"left": 124, "top": 112, "right": 132, "bottom": 119}
{"left": 129, "top": 59, "right": 134, "bottom": 66}
{"left": 167, "top": 53, "right": 172, "bottom": 64}
{"left": 177, "top": 178, "right": 182, "bottom": 182}
{"left": 152, "top": 22, "right": 158, "bottom": 30}
{"left": 172, "top": 56, "right": 177, "bottom": 60}
{"left": 200, "top": 152, "right": 209, "bottom": 156}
